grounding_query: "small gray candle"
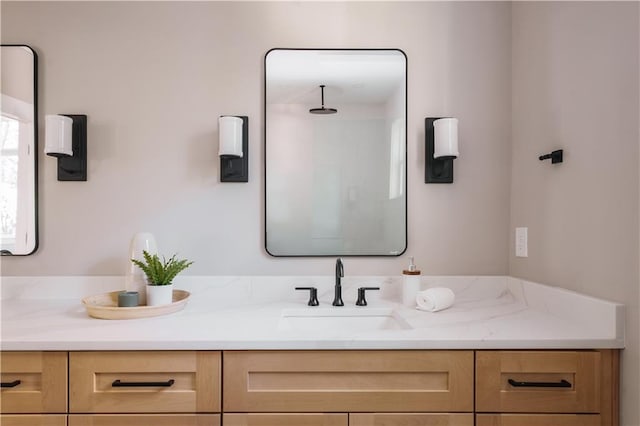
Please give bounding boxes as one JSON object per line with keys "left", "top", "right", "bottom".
{"left": 118, "top": 291, "right": 139, "bottom": 307}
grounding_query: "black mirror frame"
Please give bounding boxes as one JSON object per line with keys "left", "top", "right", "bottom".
{"left": 263, "top": 48, "right": 408, "bottom": 258}
{"left": 0, "top": 44, "right": 39, "bottom": 256}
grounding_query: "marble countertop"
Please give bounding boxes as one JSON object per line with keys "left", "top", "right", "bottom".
{"left": 0, "top": 276, "right": 624, "bottom": 351}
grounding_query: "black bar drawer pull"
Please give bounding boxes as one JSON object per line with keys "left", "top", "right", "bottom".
{"left": 508, "top": 378, "right": 572, "bottom": 388}
{"left": 1, "top": 380, "right": 21, "bottom": 388}
{"left": 112, "top": 379, "right": 175, "bottom": 387}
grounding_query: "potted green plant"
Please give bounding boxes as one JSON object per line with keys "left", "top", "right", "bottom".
{"left": 131, "top": 250, "right": 193, "bottom": 306}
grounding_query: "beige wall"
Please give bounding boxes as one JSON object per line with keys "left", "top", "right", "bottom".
{"left": 0, "top": 1, "right": 512, "bottom": 276}
{"left": 510, "top": 2, "right": 640, "bottom": 425}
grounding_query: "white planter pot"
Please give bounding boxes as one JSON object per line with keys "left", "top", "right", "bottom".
{"left": 146, "top": 284, "right": 174, "bottom": 306}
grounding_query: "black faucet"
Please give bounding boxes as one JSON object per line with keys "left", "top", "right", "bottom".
{"left": 333, "top": 258, "right": 344, "bottom": 306}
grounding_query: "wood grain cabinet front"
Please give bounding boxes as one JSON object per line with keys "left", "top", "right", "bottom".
{"left": 476, "top": 350, "right": 620, "bottom": 426}
{"left": 223, "top": 413, "right": 348, "bottom": 426}
{"left": 223, "top": 350, "right": 474, "bottom": 413}
{"left": 69, "top": 351, "right": 220, "bottom": 413}
{"left": 476, "top": 414, "right": 602, "bottom": 426}
{"left": 476, "top": 350, "right": 617, "bottom": 415}
{"left": 68, "top": 414, "right": 220, "bottom": 426}
{"left": 349, "top": 413, "right": 474, "bottom": 426}
{"left": 1, "top": 348, "right": 621, "bottom": 425}
{"left": 0, "top": 352, "right": 68, "bottom": 414}
{"left": 0, "top": 415, "right": 67, "bottom": 426}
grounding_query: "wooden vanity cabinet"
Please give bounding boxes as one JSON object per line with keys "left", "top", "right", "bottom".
{"left": 0, "top": 352, "right": 67, "bottom": 426}
{"left": 68, "top": 351, "right": 220, "bottom": 425}
{"left": 0, "top": 415, "right": 67, "bottom": 426}
{"left": 224, "top": 413, "right": 474, "bottom": 426}
{"left": 223, "top": 350, "right": 474, "bottom": 426}
{"left": 0, "top": 351, "right": 67, "bottom": 414}
{"left": 67, "top": 414, "right": 220, "bottom": 426}
{"left": 349, "top": 413, "right": 474, "bottom": 426}
{"left": 223, "top": 350, "right": 474, "bottom": 413}
{"left": 1, "top": 349, "right": 620, "bottom": 425}
{"left": 475, "top": 350, "right": 619, "bottom": 426}
{"left": 476, "top": 414, "right": 602, "bottom": 426}
{"left": 223, "top": 413, "right": 348, "bottom": 426}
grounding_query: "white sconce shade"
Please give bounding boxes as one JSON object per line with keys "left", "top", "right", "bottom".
{"left": 44, "top": 114, "right": 73, "bottom": 157}
{"left": 219, "top": 115, "right": 243, "bottom": 157}
{"left": 44, "top": 114, "right": 88, "bottom": 181}
{"left": 433, "top": 118, "right": 459, "bottom": 159}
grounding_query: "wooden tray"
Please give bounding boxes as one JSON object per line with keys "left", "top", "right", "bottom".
{"left": 82, "top": 290, "right": 190, "bottom": 320}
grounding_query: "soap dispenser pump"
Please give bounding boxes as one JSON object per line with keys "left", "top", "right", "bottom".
{"left": 402, "top": 257, "right": 421, "bottom": 307}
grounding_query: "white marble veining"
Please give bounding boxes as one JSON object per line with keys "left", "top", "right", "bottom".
{"left": 0, "top": 275, "right": 624, "bottom": 351}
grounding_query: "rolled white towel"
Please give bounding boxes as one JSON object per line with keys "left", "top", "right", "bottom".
{"left": 416, "top": 287, "right": 455, "bottom": 312}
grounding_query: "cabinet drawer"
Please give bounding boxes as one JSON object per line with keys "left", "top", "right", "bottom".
{"left": 350, "top": 413, "right": 474, "bottom": 426}
{"left": 476, "top": 414, "right": 602, "bottom": 426}
{"left": 476, "top": 351, "right": 600, "bottom": 413}
{"left": 69, "top": 351, "right": 220, "bottom": 413}
{"left": 0, "top": 352, "right": 67, "bottom": 413}
{"left": 0, "top": 415, "right": 67, "bottom": 426}
{"left": 224, "top": 413, "right": 348, "bottom": 426}
{"left": 223, "top": 350, "right": 474, "bottom": 412}
{"left": 68, "top": 414, "right": 220, "bottom": 426}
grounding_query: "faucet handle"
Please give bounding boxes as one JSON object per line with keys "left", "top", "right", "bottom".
{"left": 295, "top": 287, "right": 319, "bottom": 306}
{"left": 355, "top": 287, "right": 380, "bottom": 306}
{"left": 336, "top": 258, "right": 344, "bottom": 277}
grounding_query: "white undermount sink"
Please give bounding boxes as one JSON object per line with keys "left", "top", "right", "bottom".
{"left": 278, "top": 307, "right": 412, "bottom": 332}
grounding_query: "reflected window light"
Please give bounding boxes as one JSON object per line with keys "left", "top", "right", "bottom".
{"left": 0, "top": 114, "right": 20, "bottom": 249}
{"left": 389, "top": 118, "right": 405, "bottom": 200}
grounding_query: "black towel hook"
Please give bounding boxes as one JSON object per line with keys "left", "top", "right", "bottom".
{"left": 539, "top": 149, "right": 563, "bottom": 164}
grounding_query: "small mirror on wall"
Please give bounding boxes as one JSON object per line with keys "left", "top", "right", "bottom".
{"left": 0, "top": 45, "right": 38, "bottom": 255}
{"left": 265, "top": 48, "right": 407, "bottom": 257}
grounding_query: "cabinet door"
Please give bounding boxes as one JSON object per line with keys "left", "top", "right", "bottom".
{"left": 0, "top": 415, "right": 66, "bottom": 426}
{"left": 68, "top": 414, "right": 220, "bottom": 426}
{"left": 70, "top": 351, "right": 220, "bottom": 413}
{"left": 0, "top": 352, "right": 67, "bottom": 413}
{"left": 350, "top": 413, "right": 474, "bottom": 426}
{"left": 224, "top": 413, "right": 348, "bottom": 426}
{"left": 476, "top": 414, "right": 601, "bottom": 426}
{"left": 224, "top": 350, "right": 474, "bottom": 412}
{"left": 476, "top": 351, "right": 600, "bottom": 413}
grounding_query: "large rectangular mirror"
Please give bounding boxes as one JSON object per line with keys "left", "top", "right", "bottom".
{"left": 265, "top": 49, "right": 407, "bottom": 256}
{"left": 0, "top": 45, "right": 38, "bottom": 255}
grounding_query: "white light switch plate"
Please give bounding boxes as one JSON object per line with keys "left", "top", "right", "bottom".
{"left": 515, "top": 227, "right": 528, "bottom": 257}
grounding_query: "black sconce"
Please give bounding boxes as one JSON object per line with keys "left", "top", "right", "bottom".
{"left": 219, "top": 115, "right": 248, "bottom": 182}
{"left": 425, "top": 117, "right": 459, "bottom": 183}
{"left": 44, "top": 114, "right": 87, "bottom": 181}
